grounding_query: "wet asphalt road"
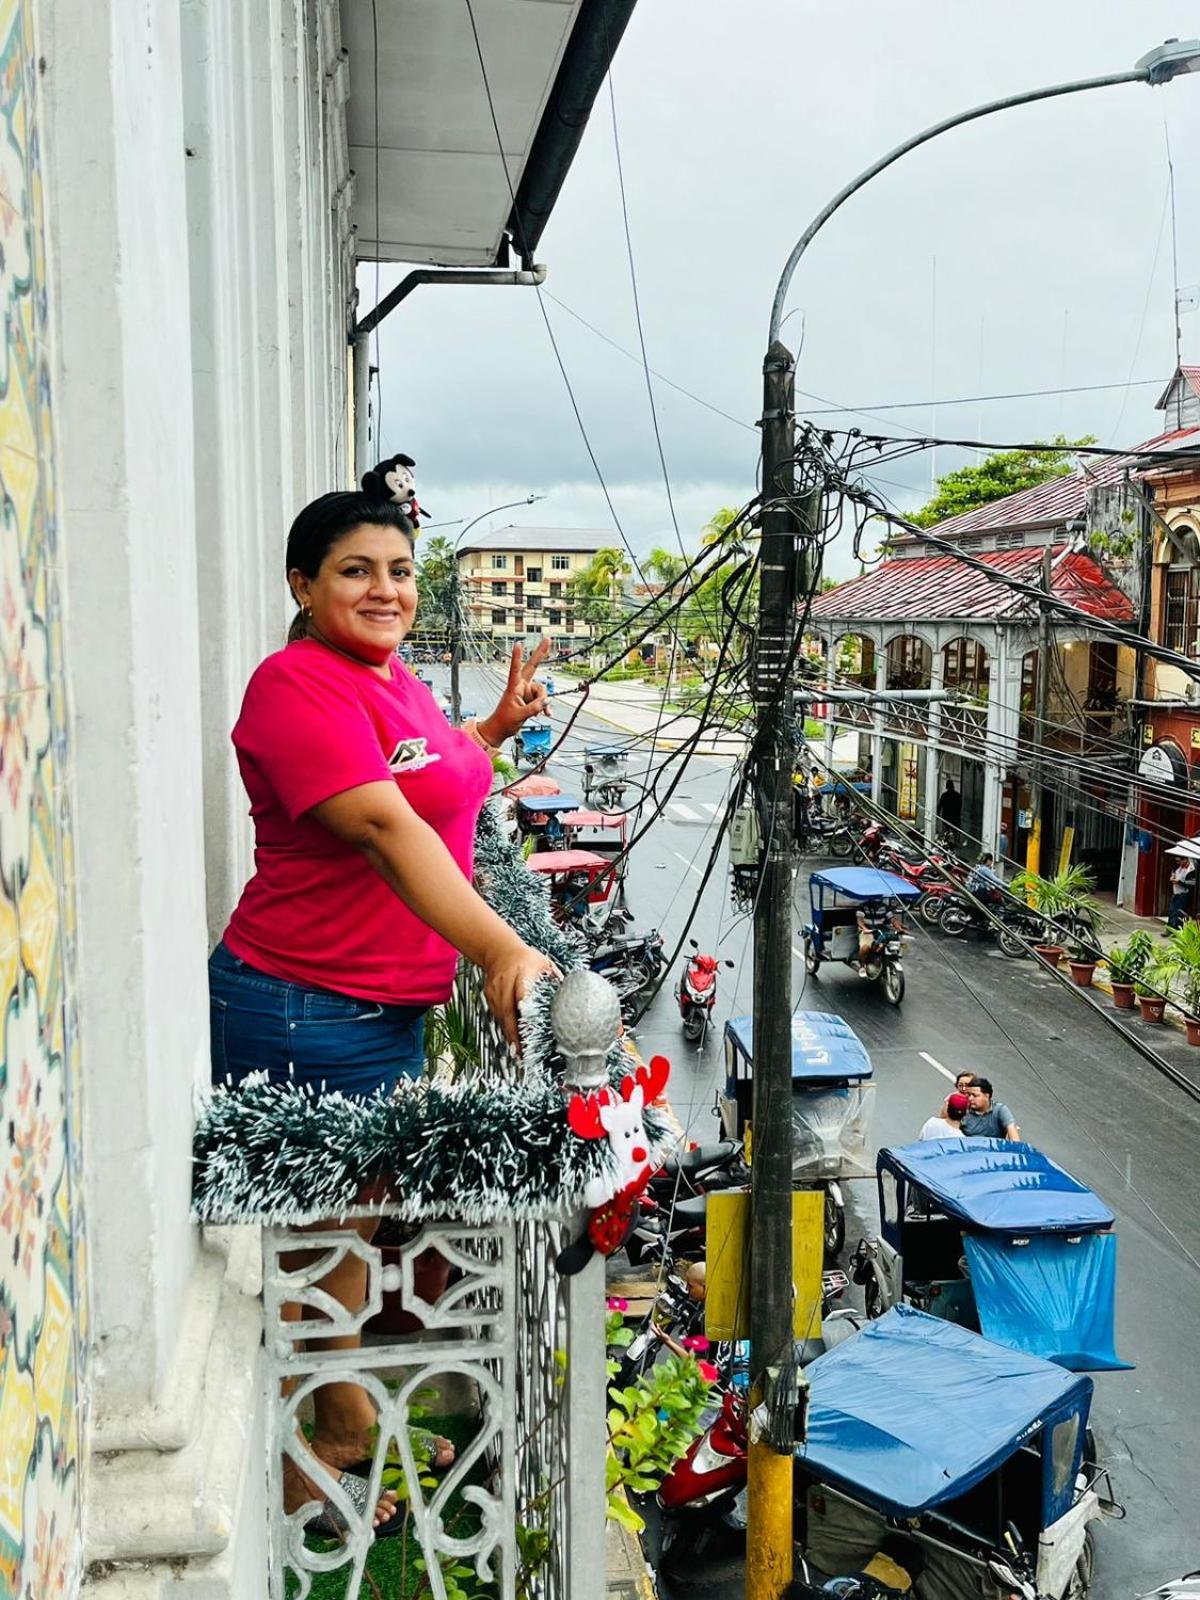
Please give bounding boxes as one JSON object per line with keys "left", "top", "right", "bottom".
{"left": 454, "top": 665, "right": 1200, "bottom": 1599}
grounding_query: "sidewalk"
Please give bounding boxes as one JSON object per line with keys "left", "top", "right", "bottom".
{"left": 554, "top": 673, "right": 748, "bottom": 757}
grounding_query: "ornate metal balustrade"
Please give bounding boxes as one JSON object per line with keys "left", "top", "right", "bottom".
{"left": 257, "top": 966, "right": 615, "bottom": 1600}
{"left": 939, "top": 701, "right": 987, "bottom": 754}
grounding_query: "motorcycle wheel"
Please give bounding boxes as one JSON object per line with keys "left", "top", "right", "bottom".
{"left": 804, "top": 940, "right": 821, "bottom": 977}
{"left": 682, "top": 1009, "right": 705, "bottom": 1044}
{"left": 882, "top": 961, "right": 905, "bottom": 1006}
{"left": 823, "top": 1189, "right": 845, "bottom": 1260}
{"left": 918, "top": 892, "right": 944, "bottom": 928}
{"left": 829, "top": 830, "right": 853, "bottom": 859}
{"left": 998, "top": 925, "right": 1029, "bottom": 959}
{"left": 939, "top": 903, "right": 970, "bottom": 936}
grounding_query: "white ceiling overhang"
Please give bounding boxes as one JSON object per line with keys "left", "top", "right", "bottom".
{"left": 342, "top": 0, "right": 607, "bottom": 268}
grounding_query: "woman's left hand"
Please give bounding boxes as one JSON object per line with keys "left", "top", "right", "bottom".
{"left": 477, "top": 640, "right": 551, "bottom": 745}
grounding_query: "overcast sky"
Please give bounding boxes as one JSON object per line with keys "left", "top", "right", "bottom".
{"left": 362, "top": 0, "right": 1200, "bottom": 578}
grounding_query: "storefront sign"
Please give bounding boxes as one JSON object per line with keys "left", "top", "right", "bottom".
{"left": 1191, "top": 728, "right": 1200, "bottom": 751}
{"left": 1137, "top": 739, "right": 1190, "bottom": 788}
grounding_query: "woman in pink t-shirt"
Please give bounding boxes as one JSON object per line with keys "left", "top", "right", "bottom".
{"left": 211, "top": 489, "right": 554, "bottom": 1535}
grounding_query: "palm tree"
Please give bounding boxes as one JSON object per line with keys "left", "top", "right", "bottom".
{"left": 416, "top": 534, "right": 457, "bottom": 633}
{"left": 643, "top": 546, "right": 685, "bottom": 586}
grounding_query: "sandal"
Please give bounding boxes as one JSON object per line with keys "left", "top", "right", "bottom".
{"left": 303, "top": 1471, "right": 405, "bottom": 1541}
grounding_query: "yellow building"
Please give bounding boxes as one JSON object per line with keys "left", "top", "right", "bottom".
{"left": 457, "top": 526, "right": 608, "bottom": 654}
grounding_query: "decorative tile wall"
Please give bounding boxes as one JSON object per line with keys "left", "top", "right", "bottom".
{"left": 0, "top": 0, "right": 85, "bottom": 1593}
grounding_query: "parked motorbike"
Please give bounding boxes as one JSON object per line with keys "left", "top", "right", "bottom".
{"left": 588, "top": 927, "right": 665, "bottom": 1017}
{"left": 678, "top": 939, "right": 735, "bottom": 1044}
{"left": 937, "top": 887, "right": 1044, "bottom": 957}
{"left": 645, "top": 1138, "right": 746, "bottom": 1208}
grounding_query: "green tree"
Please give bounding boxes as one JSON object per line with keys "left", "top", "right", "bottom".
{"left": 643, "top": 546, "right": 685, "bottom": 586}
{"left": 908, "top": 435, "right": 1096, "bottom": 528}
{"left": 416, "top": 533, "right": 457, "bottom": 629}
{"left": 570, "top": 546, "right": 633, "bottom": 632}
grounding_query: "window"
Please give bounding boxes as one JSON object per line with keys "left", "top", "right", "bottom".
{"left": 526, "top": 567, "right": 542, "bottom": 584}
{"left": 492, "top": 582, "right": 507, "bottom": 596}
{"left": 514, "top": 584, "right": 524, "bottom": 605}
{"left": 526, "top": 621, "right": 542, "bottom": 635}
{"left": 548, "top": 610, "right": 561, "bottom": 626}
{"left": 491, "top": 608, "right": 507, "bottom": 626}
{"left": 565, "top": 617, "right": 574, "bottom": 633}
{"left": 551, "top": 554, "right": 571, "bottom": 571}
{"left": 549, "top": 581, "right": 562, "bottom": 598}
{"left": 492, "top": 554, "right": 508, "bottom": 570}
{"left": 527, "top": 596, "right": 541, "bottom": 612}
{"left": 1165, "top": 568, "right": 1200, "bottom": 658}
{"left": 513, "top": 613, "right": 523, "bottom": 630}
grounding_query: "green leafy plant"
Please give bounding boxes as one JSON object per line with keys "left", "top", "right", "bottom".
{"left": 422, "top": 998, "right": 482, "bottom": 1078}
{"left": 1104, "top": 929, "right": 1155, "bottom": 986}
{"left": 1010, "top": 864, "right": 1101, "bottom": 951}
{"left": 1134, "top": 960, "right": 1172, "bottom": 1001}
{"left": 1160, "top": 921, "right": 1200, "bottom": 1017}
{"left": 604, "top": 1315, "right": 715, "bottom": 1533}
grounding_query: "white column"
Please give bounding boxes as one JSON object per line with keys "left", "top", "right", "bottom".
{"left": 924, "top": 639, "right": 945, "bottom": 843}
{"left": 871, "top": 636, "right": 887, "bottom": 807}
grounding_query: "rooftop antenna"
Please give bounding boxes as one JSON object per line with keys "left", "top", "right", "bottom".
{"left": 1165, "top": 120, "right": 1183, "bottom": 426}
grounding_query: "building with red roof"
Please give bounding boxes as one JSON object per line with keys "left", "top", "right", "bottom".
{"left": 806, "top": 372, "right": 1200, "bottom": 897}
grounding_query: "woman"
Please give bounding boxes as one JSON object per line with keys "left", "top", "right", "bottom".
{"left": 211, "top": 489, "right": 555, "bottom": 1537}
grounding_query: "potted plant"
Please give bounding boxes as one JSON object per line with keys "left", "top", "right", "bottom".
{"left": 1012, "top": 864, "right": 1100, "bottom": 969}
{"left": 1105, "top": 929, "right": 1154, "bottom": 1009}
{"left": 1160, "top": 922, "right": 1200, "bottom": 1044}
{"left": 1134, "top": 963, "right": 1170, "bottom": 1024}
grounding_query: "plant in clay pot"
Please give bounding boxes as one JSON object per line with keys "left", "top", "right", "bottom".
{"left": 1133, "top": 964, "right": 1170, "bottom": 1023}
{"left": 1104, "top": 929, "right": 1153, "bottom": 1009}
{"left": 1159, "top": 922, "right": 1200, "bottom": 1044}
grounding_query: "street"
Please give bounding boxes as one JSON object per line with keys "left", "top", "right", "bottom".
{"left": 455, "top": 664, "right": 1200, "bottom": 1599}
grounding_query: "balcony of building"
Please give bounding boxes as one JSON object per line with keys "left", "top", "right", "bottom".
{"left": 1016, "top": 639, "right": 1135, "bottom": 765}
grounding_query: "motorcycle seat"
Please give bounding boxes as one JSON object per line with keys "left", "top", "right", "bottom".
{"left": 664, "top": 1141, "right": 737, "bottom": 1178}
{"left": 672, "top": 1195, "right": 708, "bottom": 1226}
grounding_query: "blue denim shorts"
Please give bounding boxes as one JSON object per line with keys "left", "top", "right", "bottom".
{"left": 208, "top": 943, "right": 427, "bottom": 1100}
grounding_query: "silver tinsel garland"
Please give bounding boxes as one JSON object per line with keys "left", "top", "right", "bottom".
{"left": 192, "top": 801, "right": 669, "bottom": 1223}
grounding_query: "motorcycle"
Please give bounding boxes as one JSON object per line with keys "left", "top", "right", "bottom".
{"left": 588, "top": 927, "right": 665, "bottom": 1017}
{"left": 937, "top": 886, "right": 1046, "bottom": 957}
{"left": 678, "top": 939, "right": 734, "bottom": 1044}
{"left": 645, "top": 1138, "right": 746, "bottom": 1208}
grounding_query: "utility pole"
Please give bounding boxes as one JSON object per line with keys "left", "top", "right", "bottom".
{"left": 449, "top": 561, "right": 464, "bottom": 725}
{"left": 746, "top": 341, "right": 810, "bottom": 1600}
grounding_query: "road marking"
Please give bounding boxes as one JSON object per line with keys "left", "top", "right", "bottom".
{"left": 919, "top": 1050, "right": 955, "bottom": 1083}
{"left": 673, "top": 850, "right": 704, "bottom": 878}
{"left": 671, "top": 802, "right": 703, "bottom": 822}
{"left": 702, "top": 801, "right": 721, "bottom": 816}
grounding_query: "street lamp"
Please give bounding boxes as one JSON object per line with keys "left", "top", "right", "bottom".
{"left": 449, "top": 494, "right": 544, "bottom": 722}
{"left": 744, "top": 40, "right": 1200, "bottom": 1600}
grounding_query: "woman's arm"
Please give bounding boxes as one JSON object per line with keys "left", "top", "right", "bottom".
{"left": 311, "top": 781, "right": 555, "bottom": 1045}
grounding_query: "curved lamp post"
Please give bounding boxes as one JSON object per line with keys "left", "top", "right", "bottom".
{"left": 744, "top": 38, "right": 1200, "bottom": 1600}
{"left": 449, "top": 494, "right": 544, "bottom": 721}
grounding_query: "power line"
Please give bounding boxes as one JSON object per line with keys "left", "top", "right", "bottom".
{"left": 797, "top": 376, "right": 1165, "bottom": 418}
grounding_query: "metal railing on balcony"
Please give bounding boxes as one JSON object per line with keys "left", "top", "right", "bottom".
{"left": 939, "top": 701, "right": 987, "bottom": 754}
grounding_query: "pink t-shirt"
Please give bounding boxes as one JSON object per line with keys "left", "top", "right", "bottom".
{"left": 223, "top": 639, "right": 493, "bottom": 1005}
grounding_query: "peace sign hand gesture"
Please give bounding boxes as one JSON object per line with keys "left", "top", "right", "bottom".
{"left": 477, "top": 639, "right": 552, "bottom": 746}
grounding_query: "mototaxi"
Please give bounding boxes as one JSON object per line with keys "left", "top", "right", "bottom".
{"left": 514, "top": 793, "right": 581, "bottom": 851}
{"left": 802, "top": 866, "right": 919, "bottom": 1005}
{"left": 583, "top": 743, "right": 630, "bottom": 806}
{"left": 525, "top": 848, "right": 616, "bottom": 929}
{"left": 854, "top": 1139, "right": 1129, "bottom": 1374}
{"left": 720, "top": 1011, "right": 875, "bottom": 1259}
{"left": 516, "top": 720, "right": 553, "bottom": 766}
{"left": 794, "top": 1305, "right": 1118, "bottom": 1600}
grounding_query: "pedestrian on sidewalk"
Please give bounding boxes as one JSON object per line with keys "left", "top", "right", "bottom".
{"left": 1166, "top": 856, "right": 1197, "bottom": 931}
{"left": 919, "top": 1092, "right": 969, "bottom": 1141}
{"left": 963, "top": 1077, "right": 1021, "bottom": 1141}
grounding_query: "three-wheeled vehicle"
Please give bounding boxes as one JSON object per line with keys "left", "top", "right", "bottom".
{"left": 516, "top": 721, "right": 553, "bottom": 767}
{"left": 802, "top": 866, "right": 919, "bottom": 1005}
{"left": 794, "top": 1305, "right": 1117, "bottom": 1600}
{"left": 852, "top": 1139, "right": 1129, "bottom": 1373}
{"left": 514, "top": 793, "right": 581, "bottom": 852}
{"left": 525, "top": 849, "right": 616, "bottom": 928}
{"left": 583, "top": 743, "right": 630, "bottom": 807}
{"left": 720, "top": 1011, "right": 875, "bottom": 1258}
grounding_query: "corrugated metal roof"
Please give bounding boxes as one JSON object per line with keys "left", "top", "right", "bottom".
{"left": 808, "top": 546, "right": 1133, "bottom": 627}
{"left": 911, "top": 427, "right": 1199, "bottom": 541}
{"left": 456, "top": 525, "right": 609, "bottom": 555}
{"left": 1155, "top": 367, "right": 1200, "bottom": 409}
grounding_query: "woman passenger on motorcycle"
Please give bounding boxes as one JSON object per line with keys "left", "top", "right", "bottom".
{"left": 209, "top": 490, "right": 557, "bottom": 1534}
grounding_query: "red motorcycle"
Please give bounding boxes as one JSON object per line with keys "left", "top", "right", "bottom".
{"left": 678, "top": 940, "right": 734, "bottom": 1044}
{"left": 880, "top": 848, "right": 968, "bottom": 927}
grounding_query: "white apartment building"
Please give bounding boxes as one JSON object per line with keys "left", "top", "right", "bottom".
{"left": 457, "top": 525, "right": 609, "bottom": 652}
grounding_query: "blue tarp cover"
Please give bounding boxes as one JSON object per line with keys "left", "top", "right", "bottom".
{"left": 964, "top": 1232, "right": 1132, "bottom": 1373}
{"left": 880, "top": 1138, "right": 1115, "bottom": 1235}
{"left": 809, "top": 866, "right": 922, "bottom": 902}
{"left": 515, "top": 794, "right": 582, "bottom": 813}
{"left": 797, "top": 1305, "right": 1092, "bottom": 1522}
{"left": 725, "top": 1010, "right": 873, "bottom": 1083}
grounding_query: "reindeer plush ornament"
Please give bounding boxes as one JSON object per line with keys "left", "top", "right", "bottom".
{"left": 361, "top": 453, "right": 429, "bottom": 529}
{"left": 556, "top": 1053, "right": 670, "bottom": 1275}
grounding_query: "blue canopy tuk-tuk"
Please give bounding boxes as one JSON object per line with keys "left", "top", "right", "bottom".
{"left": 720, "top": 1011, "right": 875, "bottom": 1258}
{"left": 795, "top": 1305, "right": 1115, "bottom": 1600}
{"left": 514, "top": 793, "right": 581, "bottom": 851}
{"left": 853, "top": 1139, "right": 1129, "bottom": 1373}
{"left": 802, "top": 866, "right": 920, "bottom": 1005}
{"left": 515, "top": 721, "right": 553, "bottom": 767}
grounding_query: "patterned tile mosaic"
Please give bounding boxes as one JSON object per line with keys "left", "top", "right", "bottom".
{"left": 0, "top": 0, "right": 85, "bottom": 1592}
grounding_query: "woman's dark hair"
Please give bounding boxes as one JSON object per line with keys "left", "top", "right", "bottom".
{"left": 285, "top": 491, "right": 414, "bottom": 640}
